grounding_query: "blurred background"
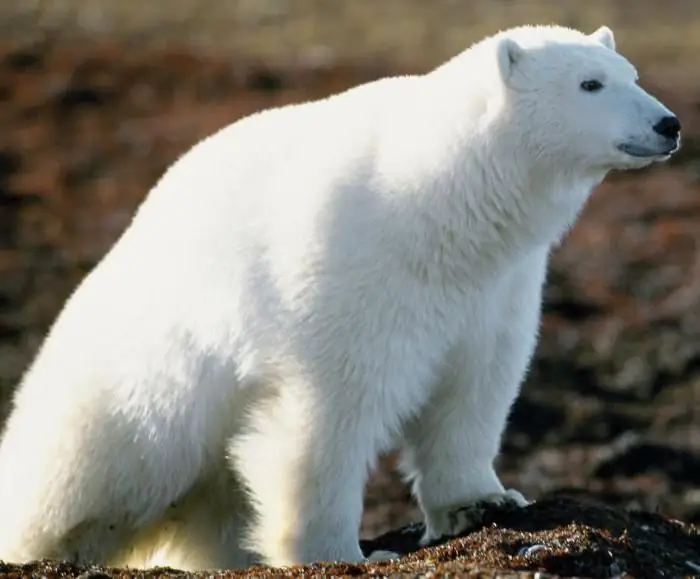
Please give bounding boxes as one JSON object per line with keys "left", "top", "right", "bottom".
{"left": 0, "top": 0, "right": 698, "bottom": 540}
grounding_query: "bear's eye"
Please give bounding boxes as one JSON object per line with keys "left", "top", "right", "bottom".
{"left": 580, "top": 79, "right": 604, "bottom": 92}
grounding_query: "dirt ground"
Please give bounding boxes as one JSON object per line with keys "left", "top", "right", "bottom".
{"left": 2, "top": 497, "right": 699, "bottom": 577}
{"left": 1, "top": 9, "right": 700, "bottom": 578}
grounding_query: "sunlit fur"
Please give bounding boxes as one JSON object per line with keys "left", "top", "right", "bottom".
{"left": 0, "top": 24, "right": 678, "bottom": 570}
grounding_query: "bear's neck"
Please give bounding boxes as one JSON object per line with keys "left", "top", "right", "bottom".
{"left": 374, "top": 86, "right": 608, "bottom": 283}
{"left": 447, "top": 141, "right": 604, "bottom": 279}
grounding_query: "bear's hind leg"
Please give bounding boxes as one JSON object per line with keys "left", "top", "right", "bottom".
{"left": 0, "top": 388, "right": 208, "bottom": 566}
{"left": 0, "top": 443, "right": 141, "bottom": 566}
{"left": 121, "top": 471, "right": 257, "bottom": 571}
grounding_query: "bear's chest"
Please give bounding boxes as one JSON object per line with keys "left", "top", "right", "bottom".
{"left": 429, "top": 248, "right": 550, "bottom": 365}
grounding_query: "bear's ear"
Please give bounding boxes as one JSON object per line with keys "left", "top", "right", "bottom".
{"left": 590, "top": 25, "right": 616, "bottom": 51}
{"left": 496, "top": 36, "right": 524, "bottom": 82}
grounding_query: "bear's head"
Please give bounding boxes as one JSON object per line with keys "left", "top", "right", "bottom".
{"left": 494, "top": 25, "right": 681, "bottom": 173}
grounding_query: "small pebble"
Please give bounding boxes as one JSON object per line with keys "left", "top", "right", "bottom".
{"left": 686, "top": 560, "right": 700, "bottom": 573}
{"left": 518, "top": 544, "right": 548, "bottom": 556}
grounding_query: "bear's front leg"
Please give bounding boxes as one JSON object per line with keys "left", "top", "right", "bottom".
{"left": 398, "top": 329, "right": 535, "bottom": 545}
{"left": 229, "top": 378, "right": 397, "bottom": 566}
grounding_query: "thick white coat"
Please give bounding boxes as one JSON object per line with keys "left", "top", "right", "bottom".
{"left": 0, "top": 24, "right": 679, "bottom": 570}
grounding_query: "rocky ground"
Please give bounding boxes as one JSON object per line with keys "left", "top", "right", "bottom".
{"left": 0, "top": 36, "right": 699, "bottom": 577}
{"left": 2, "top": 497, "right": 699, "bottom": 578}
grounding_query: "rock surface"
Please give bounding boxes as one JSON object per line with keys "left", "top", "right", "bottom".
{"left": 1, "top": 497, "right": 698, "bottom": 578}
{"left": 1, "top": 38, "right": 699, "bottom": 577}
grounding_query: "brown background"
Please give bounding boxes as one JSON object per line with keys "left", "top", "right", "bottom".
{"left": 0, "top": 0, "right": 698, "bottom": 541}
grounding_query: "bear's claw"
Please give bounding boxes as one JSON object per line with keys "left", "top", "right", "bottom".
{"left": 422, "top": 488, "right": 529, "bottom": 544}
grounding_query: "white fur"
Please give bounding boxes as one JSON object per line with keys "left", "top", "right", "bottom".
{"left": 0, "top": 24, "right": 679, "bottom": 570}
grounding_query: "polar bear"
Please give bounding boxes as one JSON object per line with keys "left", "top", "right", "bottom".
{"left": 0, "top": 24, "right": 680, "bottom": 571}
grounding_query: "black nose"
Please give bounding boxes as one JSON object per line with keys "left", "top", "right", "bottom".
{"left": 653, "top": 115, "right": 681, "bottom": 139}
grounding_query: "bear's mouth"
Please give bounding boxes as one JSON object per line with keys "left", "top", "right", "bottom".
{"left": 617, "top": 140, "right": 681, "bottom": 158}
